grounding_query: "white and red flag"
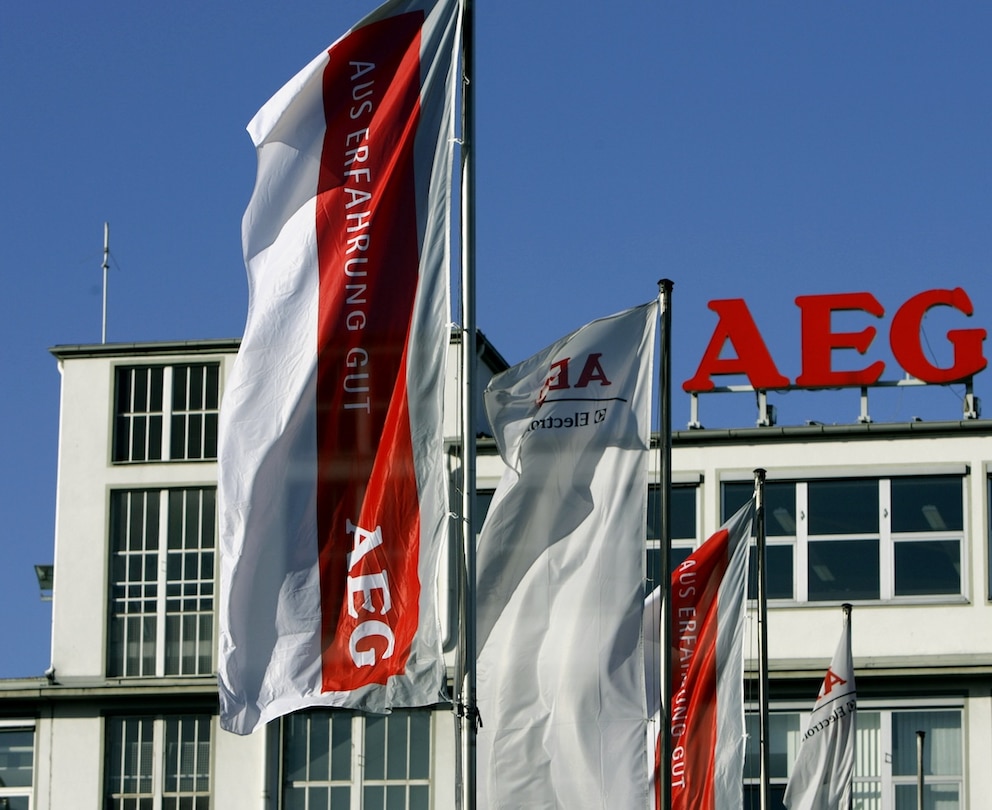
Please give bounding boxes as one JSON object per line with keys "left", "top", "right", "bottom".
{"left": 784, "top": 606, "right": 857, "bottom": 810}
{"left": 217, "top": 0, "right": 460, "bottom": 735}
{"left": 665, "top": 498, "right": 755, "bottom": 810}
{"left": 476, "top": 301, "right": 658, "bottom": 809}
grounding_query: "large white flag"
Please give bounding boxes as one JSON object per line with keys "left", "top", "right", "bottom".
{"left": 217, "top": 0, "right": 460, "bottom": 735}
{"left": 476, "top": 301, "right": 658, "bottom": 809}
{"left": 784, "top": 606, "right": 857, "bottom": 810}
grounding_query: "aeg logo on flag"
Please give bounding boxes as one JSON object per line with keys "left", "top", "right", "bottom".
{"left": 819, "top": 667, "right": 847, "bottom": 698}
{"left": 531, "top": 352, "right": 620, "bottom": 432}
{"left": 344, "top": 520, "right": 395, "bottom": 667}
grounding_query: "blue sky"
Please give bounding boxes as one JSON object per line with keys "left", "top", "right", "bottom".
{"left": 2, "top": 1, "right": 990, "bottom": 677}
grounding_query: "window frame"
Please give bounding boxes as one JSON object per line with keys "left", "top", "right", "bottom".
{"left": 281, "top": 708, "right": 435, "bottom": 810}
{"left": 107, "top": 487, "right": 217, "bottom": 678}
{"left": 646, "top": 483, "right": 700, "bottom": 591}
{"left": 112, "top": 363, "right": 220, "bottom": 464}
{"left": 0, "top": 720, "right": 35, "bottom": 810}
{"left": 722, "top": 474, "right": 967, "bottom": 605}
{"left": 104, "top": 714, "right": 212, "bottom": 810}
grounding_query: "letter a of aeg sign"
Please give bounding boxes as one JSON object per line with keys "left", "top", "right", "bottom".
{"left": 683, "top": 288, "right": 987, "bottom": 392}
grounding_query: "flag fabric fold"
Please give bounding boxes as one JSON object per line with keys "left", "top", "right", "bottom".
{"left": 217, "top": 0, "right": 460, "bottom": 735}
{"left": 664, "top": 498, "right": 755, "bottom": 810}
{"left": 476, "top": 300, "right": 658, "bottom": 809}
{"left": 784, "top": 607, "right": 857, "bottom": 810}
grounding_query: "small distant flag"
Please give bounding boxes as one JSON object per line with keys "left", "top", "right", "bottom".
{"left": 784, "top": 605, "right": 857, "bottom": 810}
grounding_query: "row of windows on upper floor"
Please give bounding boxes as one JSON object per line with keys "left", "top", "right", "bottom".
{"left": 104, "top": 473, "right": 984, "bottom": 680}
{"left": 649, "top": 475, "right": 970, "bottom": 603}
{"left": 0, "top": 703, "right": 966, "bottom": 810}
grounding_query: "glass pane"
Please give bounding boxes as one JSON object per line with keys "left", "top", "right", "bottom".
{"left": 364, "top": 716, "right": 386, "bottom": 780}
{"left": 307, "top": 786, "right": 329, "bottom": 810}
{"left": 0, "top": 728, "right": 34, "bottom": 787}
{"left": 170, "top": 416, "right": 187, "bottom": 460}
{"left": 892, "top": 477, "right": 963, "bottom": 532}
{"left": 149, "top": 367, "right": 164, "bottom": 410}
{"left": 386, "top": 784, "right": 406, "bottom": 810}
{"left": 283, "top": 786, "right": 306, "bottom": 810}
{"left": 894, "top": 783, "right": 959, "bottom": 810}
{"left": 148, "top": 415, "right": 163, "bottom": 461}
{"left": 744, "top": 712, "right": 800, "bottom": 779}
{"left": 331, "top": 713, "right": 352, "bottom": 781}
{"left": 205, "top": 365, "right": 220, "bottom": 409}
{"left": 893, "top": 711, "right": 961, "bottom": 776}
{"left": 748, "top": 544, "right": 793, "bottom": 600}
{"left": 743, "top": 784, "right": 786, "bottom": 810}
{"left": 856, "top": 711, "right": 881, "bottom": 778}
{"left": 808, "top": 539, "right": 879, "bottom": 600}
{"left": 722, "top": 482, "right": 752, "bottom": 522}
{"left": 725, "top": 481, "right": 794, "bottom": 535}
{"left": 894, "top": 540, "right": 960, "bottom": 596}
{"left": 852, "top": 779, "right": 881, "bottom": 809}
{"left": 310, "top": 713, "right": 330, "bottom": 782}
{"left": 408, "top": 712, "right": 430, "bottom": 778}
{"left": 409, "top": 784, "right": 430, "bottom": 810}
{"left": 647, "top": 545, "right": 695, "bottom": 591}
{"left": 173, "top": 366, "right": 189, "bottom": 409}
{"left": 284, "top": 714, "right": 309, "bottom": 782}
{"left": 765, "top": 482, "right": 797, "bottom": 536}
{"left": 364, "top": 785, "right": 384, "bottom": 810}
{"left": 331, "top": 786, "right": 350, "bottom": 808}
{"left": 386, "top": 714, "right": 407, "bottom": 779}
{"left": 647, "top": 485, "right": 696, "bottom": 541}
{"left": 204, "top": 413, "right": 219, "bottom": 459}
{"left": 473, "top": 491, "right": 495, "bottom": 538}
{"left": 808, "top": 479, "right": 878, "bottom": 535}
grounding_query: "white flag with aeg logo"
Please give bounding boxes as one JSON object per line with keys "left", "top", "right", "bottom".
{"left": 476, "top": 300, "right": 658, "bottom": 809}
{"left": 784, "top": 606, "right": 857, "bottom": 810}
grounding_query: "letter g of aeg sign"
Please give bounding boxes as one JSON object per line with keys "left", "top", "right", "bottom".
{"left": 683, "top": 287, "right": 987, "bottom": 392}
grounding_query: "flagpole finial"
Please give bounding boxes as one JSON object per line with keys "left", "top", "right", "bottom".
{"left": 657, "top": 278, "right": 674, "bottom": 293}
{"left": 842, "top": 602, "right": 853, "bottom": 616}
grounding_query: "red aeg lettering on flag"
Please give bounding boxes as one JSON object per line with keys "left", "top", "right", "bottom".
{"left": 537, "top": 353, "right": 613, "bottom": 405}
{"left": 819, "top": 667, "right": 847, "bottom": 699}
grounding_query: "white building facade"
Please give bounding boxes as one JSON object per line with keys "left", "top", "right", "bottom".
{"left": 0, "top": 336, "right": 990, "bottom": 809}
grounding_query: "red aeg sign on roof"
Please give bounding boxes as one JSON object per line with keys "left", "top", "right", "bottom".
{"left": 683, "top": 288, "right": 987, "bottom": 393}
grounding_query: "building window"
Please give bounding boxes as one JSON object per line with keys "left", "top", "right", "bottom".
{"left": 105, "top": 715, "right": 212, "bottom": 810}
{"left": 0, "top": 722, "right": 34, "bottom": 810}
{"left": 646, "top": 484, "right": 699, "bottom": 591}
{"left": 282, "top": 709, "right": 433, "bottom": 810}
{"left": 723, "top": 475, "right": 964, "bottom": 603}
{"left": 113, "top": 364, "right": 219, "bottom": 463}
{"left": 108, "top": 488, "right": 216, "bottom": 677}
{"left": 743, "top": 705, "right": 963, "bottom": 809}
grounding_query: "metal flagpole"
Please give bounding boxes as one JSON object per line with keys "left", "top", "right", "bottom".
{"left": 458, "top": 1, "right": 479, "bottom": 808}
{"left": 916, "top": 729, "right": 926, "bottom": 810}
{"left": 754, "top": 468, "right": 771, "bottom": 810}
{"left": 658, "top": 279, "right": 674, "bottom": 810}
{"left": 102, "top": 222, "right": 109, "bottom": 343}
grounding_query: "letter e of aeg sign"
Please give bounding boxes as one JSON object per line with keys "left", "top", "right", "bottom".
{"left": 683, "top": 288, "right": 987, "bottom": 392}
